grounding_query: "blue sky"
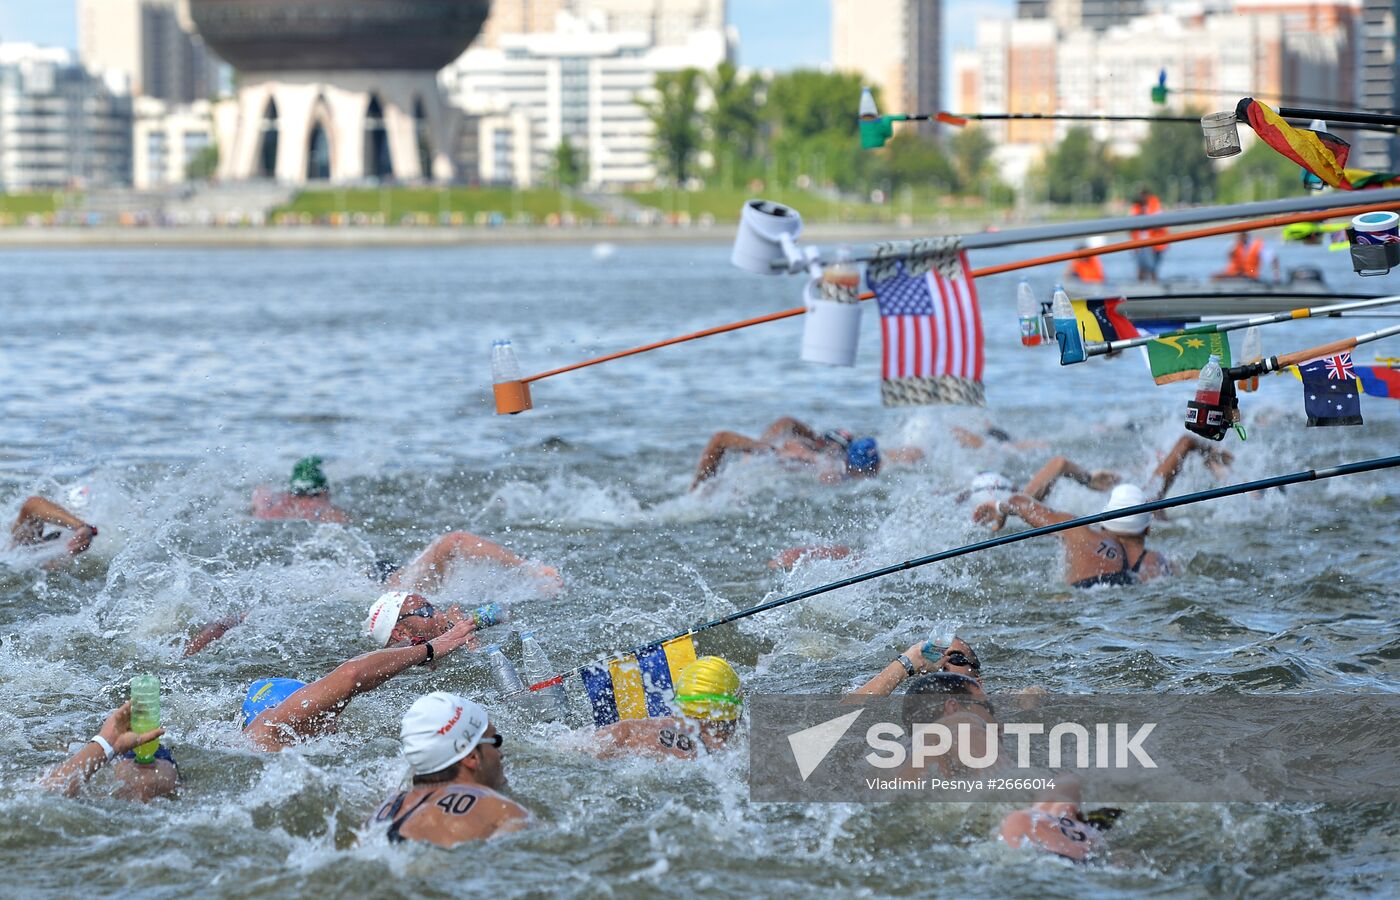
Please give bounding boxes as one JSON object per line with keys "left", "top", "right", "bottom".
{"left": 0, "top": 0, "right": 1007, "bottom": 72}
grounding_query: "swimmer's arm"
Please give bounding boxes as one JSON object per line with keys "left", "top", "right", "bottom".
{"left": 14, "top": 496, "right": 88, "bottom": 535}
{"left": 41, "top": 703, "right": 164, "bottom": 797}
{"left": 1024, "top": 457, "right": 1120, "bottom": 501}
{"left": 1148, "top": 436, "right": 1232, "bottom": 500}
{"left": 951, "top": 426, "right": 986, "bottom": 449}
{"left": 257, "top": 622, "right": 474, "bottom": 736}
{"left": 404, "top": 531, "right": 561, "bottom": 593}
{"left": 883, "top": 446, "right": 925, "bottom": 464}
{"left": 973, "top": 495, "right": 1071, "bottom": 531}
{"left": 850, "top": 641, "right": 936, "bottom": 697}
{"left": 183, "top": 613, "right": 247, "bottom": 657}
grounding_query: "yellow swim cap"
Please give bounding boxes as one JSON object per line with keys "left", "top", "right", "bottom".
{"left": 672, "top": 656, "right": 742, "bottom": 722}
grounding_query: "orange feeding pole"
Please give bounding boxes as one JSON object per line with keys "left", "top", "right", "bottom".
{"left": 491, "top": 199, "right": 1400, "bottom": 414}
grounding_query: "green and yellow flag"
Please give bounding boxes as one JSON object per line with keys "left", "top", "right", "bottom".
{"left": 1146, "top": 327, "right": 1232, "bottom": 385}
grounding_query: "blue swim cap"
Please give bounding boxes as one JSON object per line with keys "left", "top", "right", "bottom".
{"left": 846, "top": 437, "right": 880, "bottom": 474}
{"left": 242, "top": 678, "right": 306, "bottom": 728}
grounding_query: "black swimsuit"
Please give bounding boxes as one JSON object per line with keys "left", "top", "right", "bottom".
{"left": 1072, "top": 543, "right": 1148, "bottom": 589}
{"left": 374, "top": 790, "right": 438, "bottom": 844}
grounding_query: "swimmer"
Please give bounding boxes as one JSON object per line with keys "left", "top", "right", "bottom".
{"left": 368, "top": 530, "right": 562, "bottom": 596}
{"left": 999, "top": 776, "right": 1122, "bottom": 862}
{"left": 41, "top": 701, "right": 178, "bottom": 802}
{"left": 896, "top": 673, "right": 1002, "bottom": 780}
{"left": 851, "top": 636, "right": 982, "bottom": 695}
{"left": 241, "top": 619, "right": 477, "bottom": 751}
{"left": 974, "top": 483, "right": 1170, "bottom": 588}
{"left": 590, "top": 656, "right": 743, "bottom": 760}
{"left": 251, "top": 456, "right": 349, "bottom": 523}
{"left": 366, "top": 693, "right": 528, "bottom": 847}
{"left": 9, "top": 495, "right": 98, "bottom": 568}
{"left": 691, "top": 417, "right": 929, "bottom": 490}
{"left": 363, "top": 590, "right": 505, "bottom": 649}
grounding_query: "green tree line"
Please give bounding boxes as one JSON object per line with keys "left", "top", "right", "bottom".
{"left": 638, "top": 65, "right": 1307, "bottom": 206}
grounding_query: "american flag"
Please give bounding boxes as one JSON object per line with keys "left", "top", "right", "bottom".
{"left": 869, "top": 248, "right": 985, "bottom": 406}
{"left": 1324, "top": 352, "right": 1356, "bottom": 380}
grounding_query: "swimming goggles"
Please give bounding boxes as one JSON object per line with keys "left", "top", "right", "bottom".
{"left": 397, "top": 601, "right": 437, "bottom": 622}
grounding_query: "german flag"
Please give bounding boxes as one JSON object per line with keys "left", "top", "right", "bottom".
{"left": 1238, "top": 99, "right": 1400, "bottom": 191}
{"left": 1071, "top": 298, "right": 1140, "bottom": 343}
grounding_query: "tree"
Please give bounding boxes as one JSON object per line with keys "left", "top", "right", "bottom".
{"left": 1132, "top": 111, "right": 1217, "bottom": 204}
{"left": 704, "top": 61, "right": 761, "bottom": 169}
{"left": 185, "top": 144, "right": 219, "bottom": 181}
{"left": 763, "top": 70, "right": 872, "bottom": 191}
{"left": 642, "top": 68, "right": 703, "bottom": 185}
{"left": 1217, "top": 138, "right": 1304, "bottom": 203}
{"left": 877, "top": 132, "right": 956, "bottom": 192}
{"left": 551, "top": 141, "right": 584, "bottom": 188}
{"left": 1039, "top": 127, "right": 1116, "bottom": 204}
{"left": 949, "top": 126, "right": 997, "bottom": 194}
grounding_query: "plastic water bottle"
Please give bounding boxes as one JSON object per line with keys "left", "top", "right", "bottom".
{"left": 1051, "top": 285, "right": 1084, "bottom": 364}
{"left": 484, "top": 643, "right": 526, "bottom": 697}
{"left": 1195, "top": 354, "right": 1223, "bottom": 407}
{"left": 129, "top": 675, "right": 161, "bottom": 764}
{"left": 1016, "top": 280, "right": 1041, "bottom": 347}
{"left": 520, "top": 631, "right": 568, "bottom": 721}
{"left": 491, "top": 340, "right": 521, "bottom": 384}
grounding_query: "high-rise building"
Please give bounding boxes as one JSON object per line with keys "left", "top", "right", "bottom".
{"left": 477, "top": 0, "right": 725, "bottom": 48}
{"left": 832, "top": 0, "right": 941, "bottom": 122}
{"left": 132, "top": 97, "right": 214, "bottom": 188}
{"left": 1357, "top": 0, "right": 1399, "bottom": 169}
{"left": 441, "top": 12, "right": 730, "bottom": 186}
{"left": 1044, "top": 0, "right": 1145, "bottom": 31}
{"left": 78, "top": 0, "right": 222, "bottom": 104}
{"left": 0, "top": 44, "right": 133, "bottom": 190}
{"left": 956, "top": 7, "right": 1359, "bottom": 184}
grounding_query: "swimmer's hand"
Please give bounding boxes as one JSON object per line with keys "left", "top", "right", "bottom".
{"left": 900, "top": 641, "right": 936, "bottom": 674}
{"left": 431, "top": 620, "right": 478, "bottom": 658}
{"left": 101, "top": 701, "right": 167, "bottom": 757}
{"left": 534, "top": 565, "right": 564, "bottom": 593}
{"left": 66, "top": 524, "right": 97, "bottom": 556}
{"left": 972, "top": 500, "right": 1007, "bottom": 531}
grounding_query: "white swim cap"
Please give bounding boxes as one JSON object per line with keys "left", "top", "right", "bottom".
{"left": 66, "top": 484, "right": 91, "bottom": 511}
{"left": 1101, "top": 484, "right": 1150, "bottom": 535}
{"left": 401, "top": 692, "right": 490, "bottom": 777}
{"left": 364, "top": 591, "right": 410, "bottom": 647}
{"left": 969, "top": 471, "right": 1015, "bottom": 506}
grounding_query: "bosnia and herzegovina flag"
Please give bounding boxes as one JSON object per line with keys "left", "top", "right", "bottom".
{"left": 1145, "top": 326, "right": 1232, "bottom": 385}
{"left": 1072, "top": 298, "right": 1140, "bottom": 343}
{"left": 1238, "top": 99, "right": 1400, "bottom": 190}
{"left": 580, "top": 634, "right": 697, "bottom": 727}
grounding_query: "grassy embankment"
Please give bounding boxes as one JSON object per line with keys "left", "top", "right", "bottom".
{"left": 274, "top": 188, "right": 598, "bottom": 224}
{"left": 0, "top": 192, "right": 69, "bottom": 222}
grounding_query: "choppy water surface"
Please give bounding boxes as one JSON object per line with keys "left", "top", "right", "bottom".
{"left": 1, "top": 235, "right": 1397, "bottom": 898}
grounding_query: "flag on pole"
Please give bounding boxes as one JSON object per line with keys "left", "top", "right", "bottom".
{"left": 1355, "top": 364, "right": 1400, "bottom": 398}
{"left": 1299, "top": 352, "right": 1363, "bottom": 426}
{"left": 1237, "top": 99, "right": 1400, "bottom": 190}
{"left": 1071, "top": 298, "right": 1140, "bottom": 343}
{"left": 580, "top": 634, "right": 698, "bottom": 727}
{"left": 868, "top": 238, "right": 986, "bottom": 406}
{"left": 1145, "top": 327, "right": 1233, "bottom": 385}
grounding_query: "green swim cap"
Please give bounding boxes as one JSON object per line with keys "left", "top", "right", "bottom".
{"left": 289, "top": 456, "right": 328, "bottom": 496}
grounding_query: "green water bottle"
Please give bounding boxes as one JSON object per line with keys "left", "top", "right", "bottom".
{"left": 129, "top": 675, "right": 161, "bottom": 764}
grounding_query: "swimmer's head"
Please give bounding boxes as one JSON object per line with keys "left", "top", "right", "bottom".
{"left": 288, "top": 456, "right": 328, "bottom": 497}
{"left": 901, "top": 672, "right": 992, "bottom": 731}
{"left": 845, "top": 438, "right": 880, "bottom": 477}
{"left": 401, "top": 692, "right": 498, "bottom": 786}
{"left": 242, "top": 677, "right": 307, "bottom": 728}
{"left": 985, "top": 426, "right": 1013, "bottom": 444}
{"left": 1101, "top": 484, "right": 1150, "bottom": 535}
{"left": 673, "top": 656, "right": 743, "bottom": 723}
{"left": 366, "top": 558, "right": 403, "bottom": 584}
{"left": 65, "top": 484, "right": 92, "bottom": 511}
{"left": 968, "top": 471, "right": 1014, "bottom": 506}
{"left": 365, "top": 591, "right": 446, "bottom": 647}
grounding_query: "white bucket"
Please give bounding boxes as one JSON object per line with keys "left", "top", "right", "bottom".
{"left": 801, "top": 282, "right": 862, "bottom": 367}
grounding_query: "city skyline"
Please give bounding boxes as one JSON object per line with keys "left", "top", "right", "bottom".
{"left": 0, "top": 0, "right": 1006, "bottom": 73}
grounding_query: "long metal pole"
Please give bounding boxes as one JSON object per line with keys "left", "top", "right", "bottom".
{"left": 1081, "top": 294, "right": 1400, "bottom": 358}
{"left": 788, "top": 187, "right": 1400, "bottom": 268}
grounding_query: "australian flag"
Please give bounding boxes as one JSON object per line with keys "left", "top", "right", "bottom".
{"left": 1300, "top": 352, "right": 1363, "bottom": 426}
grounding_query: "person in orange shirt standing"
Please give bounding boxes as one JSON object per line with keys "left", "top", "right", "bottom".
{"left": 1130, "top": 188, "right": 1167, "bottom": 282}
{"left": 1213, "top": 232, "right": 1267, "bottom": 280}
